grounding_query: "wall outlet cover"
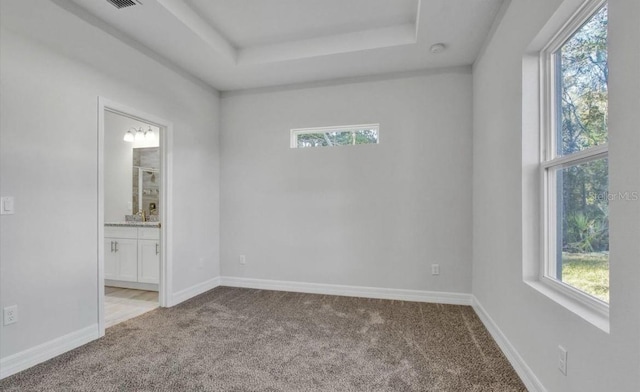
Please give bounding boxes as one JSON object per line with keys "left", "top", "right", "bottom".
{"left": 558, "top": 345, "right": 568, "bottom": 375}
{"left": 3, "top": 305, "right": 18, "bottom": 325}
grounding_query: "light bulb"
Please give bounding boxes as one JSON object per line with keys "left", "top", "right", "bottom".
{"left": 145, "top": 127, "right": 156, "bottom": 141}
{"left": 134, "top": 128, "right": 145, "bottom": 142}
{"left": 123, "top": 130, "right": 135, "bottom": 142}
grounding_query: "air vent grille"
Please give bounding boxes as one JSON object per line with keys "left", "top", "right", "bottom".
{"left": 106, "top": 0, "right": 140, "bottom": 9}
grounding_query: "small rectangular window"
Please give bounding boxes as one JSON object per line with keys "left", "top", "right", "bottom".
{"left": 541, "top": 1, "right": 609, "bottom": 309}
{"left": 290, "top": 124, "right": 379, "bottom": 149}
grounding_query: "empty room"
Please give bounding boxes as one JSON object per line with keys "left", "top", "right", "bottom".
{"left": 0, "top": 0, "right": 638, "bottom": 391}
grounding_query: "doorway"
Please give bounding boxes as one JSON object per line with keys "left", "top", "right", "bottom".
{"left": 98, "top": 98, "right": 173, "bottom": 336}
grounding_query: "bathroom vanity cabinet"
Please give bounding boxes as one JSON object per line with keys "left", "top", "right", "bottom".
{"left": 105, "top": 225, "right": 160, "bottom": 289}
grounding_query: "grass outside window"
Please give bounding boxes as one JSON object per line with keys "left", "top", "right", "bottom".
{"left": 561, "top": 252, "right": 609, "bottom": 302}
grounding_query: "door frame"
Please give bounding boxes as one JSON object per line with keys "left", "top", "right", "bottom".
{"left": 97, "top": 97, "right": 173, "bottom": 337}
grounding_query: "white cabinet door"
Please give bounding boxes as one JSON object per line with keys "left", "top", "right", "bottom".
{"left": 138, "top": 239, "right": 159, "bottom": 284}
{"left": 104, "top": 239, "right": 118, "bottom": 280}
{"left": 113, "top": 238, "right": 138, "bottom": 282}
{"left": 105, "top": 238, "right": 137, "bottom": 282}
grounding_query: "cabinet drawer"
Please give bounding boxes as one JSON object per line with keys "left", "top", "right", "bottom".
{"left": 138, "top": 227, "right": 160, "bottom": 240}
{"left": 105, "top": 226, "right": 138, "bottom": 239}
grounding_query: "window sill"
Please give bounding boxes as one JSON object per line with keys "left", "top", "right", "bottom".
{"left": 524, "top": 278, "right": 610, "bottom": 333}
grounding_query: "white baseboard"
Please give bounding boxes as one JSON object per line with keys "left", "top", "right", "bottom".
{"left": 169, "top": 276, "right": 221, "bottom": 306}
{"left": 105, "top": 279, "right": 158, "bottom": 292}
{"left": 220, "top": 276, "right": 472, "bottom": 305}
{"left": 0, "top": 324, "right": 99, "bottom": 380}
{"left": 472, "top": 296, "right": 546, "bottom": 392}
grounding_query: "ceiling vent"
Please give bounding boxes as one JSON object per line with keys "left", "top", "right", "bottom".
{"left": 106, "top": 0, "right": 142, "bottom": 9}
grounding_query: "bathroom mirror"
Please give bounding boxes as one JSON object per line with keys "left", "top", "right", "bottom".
{"left": 132, "top": 147, "right": 160, "bottom": 217}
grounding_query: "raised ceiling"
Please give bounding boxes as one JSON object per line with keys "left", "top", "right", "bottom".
{"left": 58, "top": 0, "right": 503, "bottom": 91}
{"left": 186, "top": 0, "right": 420, "bottom": 48}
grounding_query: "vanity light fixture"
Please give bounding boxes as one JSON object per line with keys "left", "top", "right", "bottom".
{"left": 144, "top": 126, "right": 156, "bottom": 142}
{"left": 134, "top": 127, "right": 145, "bottom": 142}
{"left": 124, "top": 126, "right": 156, "bottom": 142}
{"left": 123, "top": 127, "right": 136, "bottom": 142}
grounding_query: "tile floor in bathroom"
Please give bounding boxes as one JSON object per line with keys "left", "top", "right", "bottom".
{"left": 104, "top": 287, "right": 159, "bottom": 328}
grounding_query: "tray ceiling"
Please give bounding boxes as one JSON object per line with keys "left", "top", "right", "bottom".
{"left": 32, "top": 0, "right": 504, "bottom": 91}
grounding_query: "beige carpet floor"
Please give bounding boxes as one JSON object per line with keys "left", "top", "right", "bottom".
{"left": 0, "top": 287, "right": 526, "bottom": 391}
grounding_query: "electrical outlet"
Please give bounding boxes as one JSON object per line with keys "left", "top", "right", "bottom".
{"left": 239, "top": 255, "right": 246, "bottom": 265}
{"left": 558, "top": 345, "right": 568, "bottom": 375}
{"left": 3, "top": 305, "right": 18, "bottom": 325}
{"left": 431, "top": 264, "right": 440, "bottom": 275}
{"left": 198, "top": 258, "right": 204, "bottom": 268}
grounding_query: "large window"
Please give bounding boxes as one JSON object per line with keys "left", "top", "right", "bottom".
{"left": 541, "top": 1, "right": 608, "bottom": 310}
{"left": 290, "top": 124, "right": 379, "bottom": 149}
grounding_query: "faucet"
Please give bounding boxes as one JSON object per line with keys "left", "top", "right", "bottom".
{"left": 138, "top": 209, "right": 146, "bottom": 222}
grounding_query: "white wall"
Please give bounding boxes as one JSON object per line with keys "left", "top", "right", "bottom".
{"left": 4, "top": 0, "right": 637, "bottom": 388}
{"left": 220, "top": 68, "right": 473, "bottom": 294}
{"left": 472, "top": 0, "right": 640, "bottom": 391}
{"left": 104, "top": 112, "right": 160, "bottom": 222}
{"left": 0, "top": 0, "right": 220, "bottom": 361}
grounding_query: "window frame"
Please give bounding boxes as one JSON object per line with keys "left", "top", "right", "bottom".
{"left": 290, "top": 123, "right": 380, "bottom": 149}
{"left": 539, "top": 0, "right": 609, "bottom": 317}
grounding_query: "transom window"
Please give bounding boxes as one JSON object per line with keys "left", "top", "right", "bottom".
{"left": 290, "top": 124, "right": 379, "bottom": 149}
{"left": 541, "top": 1, "right": 609, "bottom": 310}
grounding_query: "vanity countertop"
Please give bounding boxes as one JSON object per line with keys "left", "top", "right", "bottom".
{"left": 105, "top": 222, "right": 161, "bottom": 228}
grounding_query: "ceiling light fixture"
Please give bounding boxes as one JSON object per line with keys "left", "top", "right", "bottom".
{"left": 430, "top": 43, "right": 446, "bottom": 54}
